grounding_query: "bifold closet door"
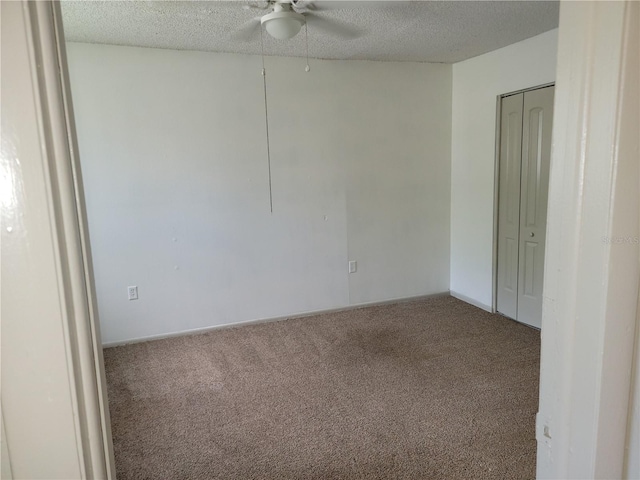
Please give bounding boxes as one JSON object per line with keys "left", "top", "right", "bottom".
{"left": 497, "top": 86, "right": 554, "bottom": 328}
{"left": 496, "top": 93, "right": 524, "bottom": 321}
{"left": 516, "top": 86, "right": 554, "bottom": 328}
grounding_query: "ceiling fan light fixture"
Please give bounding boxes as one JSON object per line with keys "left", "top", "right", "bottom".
{"left": 261, "top": 11, "right": 306, "bottom": 40}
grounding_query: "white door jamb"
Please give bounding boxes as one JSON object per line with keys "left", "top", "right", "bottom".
{"left": 536, "top": 1, "right": 640, "bottom": 477}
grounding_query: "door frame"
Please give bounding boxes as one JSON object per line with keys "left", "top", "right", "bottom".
{"left": 491, "top": 82, "right": 555, "bottom": 317}
{"left": 1, "top": 1, "right": 116, "bottom": 477}
{"left": 536, "top": 1, "right": 639, "bottom": 477}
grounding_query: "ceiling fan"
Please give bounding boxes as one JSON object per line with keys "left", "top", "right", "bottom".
{"left": 234, "top": 0, "right": 363, "bottom": 41}
{"left": 231, "top": 1, "right": 364, "bottom": 213}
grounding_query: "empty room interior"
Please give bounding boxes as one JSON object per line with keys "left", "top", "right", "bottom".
{"left": 60, "top": 1, "right": 560, "bottom": 478}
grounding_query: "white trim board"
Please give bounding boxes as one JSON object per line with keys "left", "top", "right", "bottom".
{"left": 450, "top": 290, "right": 493, "bottom": 313}
{"left": 102, "top": 292, "right": 451, "bottom": 348}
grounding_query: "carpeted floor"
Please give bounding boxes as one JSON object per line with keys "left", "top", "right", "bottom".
{"left": 104, "top": 295, "right": 540, "bottom": 479}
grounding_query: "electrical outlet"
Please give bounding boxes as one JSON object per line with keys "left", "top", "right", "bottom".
{"left": 127, "top": 286, "right": 138, "bottom": 300}
{"left": 348, "top": 260, "right": 357, "bottom": 274}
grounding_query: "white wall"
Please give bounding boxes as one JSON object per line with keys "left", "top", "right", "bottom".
{"left": 66, "top": 43, "right": 452, "bottom": 345}
{"left": 450, "top": 29, "right": 558, "bottom": 309}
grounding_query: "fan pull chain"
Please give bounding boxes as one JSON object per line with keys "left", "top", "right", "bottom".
{"left": 260, "top": 26, "right": 274, "bottom": 213}
{"left": 305, "top": 23, "right": 310, "bottom": 72}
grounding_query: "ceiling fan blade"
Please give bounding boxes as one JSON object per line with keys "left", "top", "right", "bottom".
{"left": 243, "top": 1, "right": 271, "bottom": 11}
{"left": 230, "top": 17, "right": 262, "bottom": 42}
{"left": 306, "top": 14, "right": 363, "bottom": 39}
{"left": 294, "top": 1, "right": 381, "bottom": 12}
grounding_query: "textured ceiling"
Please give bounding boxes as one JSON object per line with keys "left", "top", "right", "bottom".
{"left": 60, "top": 0, "right": 559, "bottom": 63}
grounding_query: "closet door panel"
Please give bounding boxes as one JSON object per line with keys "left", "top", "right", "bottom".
{"left": 517, "top": 86, "right": 554, "bottom": 328}
{"left": 496, "top": 93, "right": 524, "bottom": 320}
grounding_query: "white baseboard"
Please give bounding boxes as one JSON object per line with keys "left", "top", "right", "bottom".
{"left": 449, "top": 290, "right": 493, "bottom": 313}
{"left": 103, "top": 291, "right": 451, "bottom": 348}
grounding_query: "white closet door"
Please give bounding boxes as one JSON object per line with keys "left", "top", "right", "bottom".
{"left": 516, "top": 86, "right": 554, "bottom": 328}
{"left": 496, "top": 93, "right": 524, "bottom": 320}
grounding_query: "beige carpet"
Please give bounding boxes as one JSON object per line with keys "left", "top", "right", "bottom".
{"left": 104, "top": 295, "right": 540, "bottom": 479}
